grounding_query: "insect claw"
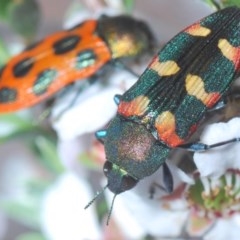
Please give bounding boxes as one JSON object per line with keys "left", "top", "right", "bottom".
{"left": 114, "top": 94, "right": 122, "bottom": 105}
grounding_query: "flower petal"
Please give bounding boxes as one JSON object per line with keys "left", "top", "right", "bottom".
{"left": 105, "top": 167, "right": 188, "bottom": 238}
{"left": 52, "top": 72, "right": 137, "bottom": 140}
{"left": 204, "top": 215, "right": 240, "bottom": 240}
{"left": 40, "top": 172, "right": 102, "bottom": 240}
{"left": 194, "top": 117, "right": 240, "bottom": 178}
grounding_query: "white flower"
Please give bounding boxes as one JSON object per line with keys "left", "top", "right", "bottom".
{"left": 104, "top": 161, "right": 190, "bottom": 239}
{"left": 193, "top": 117, "right": 240, "bottom": 178}
{"left": 40, "top": 172, "right": 102, "bottom": 240}
{"left": 52, "top": 71, "right": 138, "bottom": 140}
{"left": 204, "top": 215, "right": 240, "bottom": 240}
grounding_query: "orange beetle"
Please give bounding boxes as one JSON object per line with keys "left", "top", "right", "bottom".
{"left": 0, "top": 15, "right": 154, "bottom": 112}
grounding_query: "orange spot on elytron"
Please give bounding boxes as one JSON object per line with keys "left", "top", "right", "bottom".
{"left": 149, "top": 56, "right": 180, "bottom": 76}
{"left": 218, "top": 39, "right": 240, "bottom": 70}
{"left": 118, "top": 95, "right": 150, "bottom": 117}
{"left": 155, "top": 111, "right": 184, "bottom": 147}
{"left": 185, "top": 74, "right": 221, "bottom": 108}
{"left": 184, "top": 23, "right": 211, "bottom": 37}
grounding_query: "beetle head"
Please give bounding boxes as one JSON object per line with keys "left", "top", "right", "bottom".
{"left": 103, "top": 115, "right": 170, "bottom": 194}
{"left": 85, "top": 115, "right": 170, "bottom": 224}
{"left": 98, "top": 15, "right": 155, "bottom": 59}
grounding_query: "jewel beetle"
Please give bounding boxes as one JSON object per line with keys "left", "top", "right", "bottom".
{"left": 0, "top": 15, "right": 154, "bottom": 113}
{"left": 92, "top": 7, "right": 240, "bottom": 216}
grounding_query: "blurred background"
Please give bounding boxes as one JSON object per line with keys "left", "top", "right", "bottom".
{"left": 0, "top": 0, "right": 240, "bottom": 240}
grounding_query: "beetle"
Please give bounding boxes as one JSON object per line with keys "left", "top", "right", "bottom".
{"left": 90, "top": 7, "right": 240, "bottom": 219}
{"left": 0, "top": 15, "right": 154, "bottom": 113}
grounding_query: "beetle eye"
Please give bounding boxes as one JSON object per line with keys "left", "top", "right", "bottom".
{"left": 103, "top": 161, "right": 112, "bottom": 176}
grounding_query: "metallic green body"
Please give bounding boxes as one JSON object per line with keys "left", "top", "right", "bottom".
{"left": 99, "top": 7, "right": 240, "bottom": 195}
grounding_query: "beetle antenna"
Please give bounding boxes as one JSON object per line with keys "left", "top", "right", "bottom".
{"left": 84, "top": 184, "right": 108, "bottom": 209}
{"left": 106, "top": 194, "right": 117, "bottom": 225}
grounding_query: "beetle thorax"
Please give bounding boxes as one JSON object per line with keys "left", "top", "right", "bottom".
{"left": 103, "top": 115, "right": 171, "bottom": 181}
{"left": 105, "top": 116, "right": 156, "bottom": 164}
{"left": 118, "top": 124, "right": 155, "bottom": 162}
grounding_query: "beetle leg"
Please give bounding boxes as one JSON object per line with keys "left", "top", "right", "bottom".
{"left": 53, "top": 77, "right": 98, "bottom": 120}
{"left": 95, "top": 130, "right": 107, "bottom": 144}
{"left": 111, "top": 59, "right": 139, "bottom": 77}
{"left": 114, "top": 94, "right": 122, "bottom": 105}
{"left": 149, "top": 182, "right": 165, "bottom": 199}
{"left": 162, "top": 162, "right": 174, "bottom": 193}
{"left": 149, "top": 162, "right": 173, "bottom": 199}
{"left": 35, "top": 84, "right": 76, "bottom": 123}
{"left": 179, "top": 138, "right": 240, "bottom": 152}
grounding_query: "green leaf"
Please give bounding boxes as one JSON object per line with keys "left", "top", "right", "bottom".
{"left": 16, "top": 232, "right": 46, "bottom": 240}
{"left": 222, "top": 0, "right": 240, "bottom": 7}
{"left": 0, "top": 112, "right": 57, "bottom": 144}
{"left": 203, "top": 0, "right": 240, "bottom": 9}
{"left": 203, "top": 0, "right": 221, "bottom": 9}
{"left": 0, "top": 113, "right": 37, "bottom": 143}
{"left": 0, "top": 112, "right": 34, "bottom": 129}
{"left": 26, "top": 178, "right": 52, "bottom": 198}
{"left": 0, "top": 200, "right": 40, "bottom": 228}
{"left": 0, "top": 0, "right": 12, "bottom": 19}
{"left": 33, "top": 136, "right": 65, "bottom": 174}
{"left": 0, "top": 37, "right": 11, "bottom": 65}
{"left": 97, "top": 198, "right": 108, "bottom": 222}
{"left": 123, "top": 0, "right": 135, "bottom": 12}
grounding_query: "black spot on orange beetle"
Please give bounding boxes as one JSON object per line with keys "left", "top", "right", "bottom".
{"left": 0, "top": 87, "right": 17, "bottom": 103}
{"left": 13, "top": 57, "right": 35, "bottom": 78}
{"left": 53, "top": 35, "right": 81, "bottom": 55}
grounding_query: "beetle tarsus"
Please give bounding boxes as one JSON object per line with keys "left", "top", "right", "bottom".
{"left": 95, "top": 130, "right": 107, "bottom": 143}
{"left": 114, "top": 94, "right": 122, "bottom": 105}
{"left": 179, "top": 138, "right": 240, "bottom": 152}
{"left": 112, "top": 60, "right": 139, "bottom": 77}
